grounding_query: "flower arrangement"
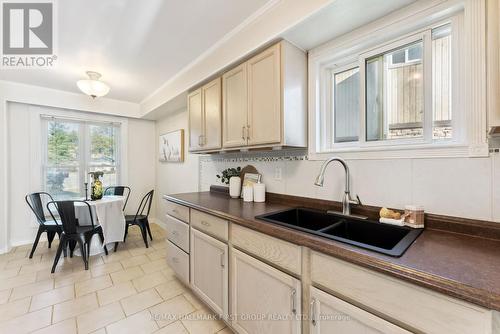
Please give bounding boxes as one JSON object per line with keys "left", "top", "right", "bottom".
{"left": 216, "top": 167, "right": 241, "bottom": 185}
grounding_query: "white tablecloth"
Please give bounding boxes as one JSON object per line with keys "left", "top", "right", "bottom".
{"left": 75, "top": 196, "right": 126, "bottom": 255}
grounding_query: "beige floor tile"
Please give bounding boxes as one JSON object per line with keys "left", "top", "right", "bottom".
{"left": 161, "top": 266, "right": 176, "bottom": 280}
{"left": 0, "top": 289, "right": 11, "bottom": 304}
{"left": 129, "top": 246, "right": 156, "bottom": 257}
{"left": 147, "top": 249, "right": 167, "bottom": 261}
{"left": 0, "top": 297, "right": 31, "bottom": 322}
{"left": 0, "top": 267, "right": 20, "bottom": 280}
{"left": 90, "top": 329, "right": 106, "bottom": 334}
{"left": 183, "top": 291, "right": 204, "bottom": 310}
{"left": 153, "top": 321, "right": 188, "bottom": 334}
{"left": 149, "top": 295, "right": 195, "bottom": 327}
{"left": 102, "top": 250, "right": 133, "bottom": 264}
{"left": 217, "top": 327, "right": 234, "bottom": 334}
{"left": 106, "top": 309, "right": 158, "bottom": 334}
{"left": 30, "top": 285, "right": 74, "bottom": 311}
{"left": 0, "top": 307, "right": 52, "bottom": 334}
{"left": 152, "top": 240, "right": 168, "bottom": 251}
{"left": 121, "top": 288, "right": 163, "bottom": 316}
{"left": 155, "top": 278, "right": 188, "bottom": 301}
{"left": 53, "top": 293, "right": 98, "bottom": 323}
{"left": 76, "top": 301, "right": 125, "bottom": 334}
{"left": 141, "top": 258, "right": 168, "bottom": 274}
{"left": 75, "top": 274, "right": 113, "bottom": 297}
{"left": 10, "top": 278, "right": 54, "bottom": 301}
{"left": 91, "top": 261, "right": 123, "bottom": 278}
{"left": 181, "top": 309, "right": 225, "bottom": 334}
{"left": 97, "top": 281, "right": 137, "bottom": 306}
{"left": 133, "top": 271, "right": 168, "bottom": 292}
{"left": 0, "top": 272, "right": 37, "bottom": 291}
{"left": 54, "top": 270, "right": 92, "bottom": 288}
{"left": 4, "top": 255, "right": 41, "bottom": 269}
{"left": 110, "top": 266, "right": 145, "bottom": 284}
{"left": 121, "top": 254, "right": 150, "bottom": 268}
{"left": 18, "top": 260, "right": 55, "bottom": 274}
{"left": 31, "top": 318, "right": 77, "bottom": 334}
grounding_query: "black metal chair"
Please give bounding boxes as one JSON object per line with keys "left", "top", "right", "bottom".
{"left": 114, "top": 190, "right": 154, "bottom": 251}
{"left": 25, "top": 192, "right": 63, "bottom": 258}
{"left": 104, "top": 186, "right": 131, "bottom": 211}
{"left": 47, "top": 200, "right": 108, "bottom": 273}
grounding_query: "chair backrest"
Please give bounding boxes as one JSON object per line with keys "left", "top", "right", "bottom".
{"left": 25, "top": 192, "right": 55, "bottom": 225}
{"left": 133, "top": 190, "right": 154, "bottom": 221}
{"left": 47, "top": 200, "right": 94, "bottom": 234}
{"left": 104, "top": 186, "right": 131, "bottom": 211}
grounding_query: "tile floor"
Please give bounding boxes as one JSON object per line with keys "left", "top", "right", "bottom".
{"left": 0, "top": 224, "right": 233, "bottom": 334}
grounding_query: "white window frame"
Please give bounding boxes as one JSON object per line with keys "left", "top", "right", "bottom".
{"left": 308, "top": 0, "right": 488, "bottom": 160}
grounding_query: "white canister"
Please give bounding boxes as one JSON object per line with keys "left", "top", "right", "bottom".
{"left": 242, "top": 185, "right": 254, "bottom": 202}
{"left": 253, "top": 182, "right": 266, "bottom": 202}
{"left": 229, "top": 176, "right": 241, "bottom": 198}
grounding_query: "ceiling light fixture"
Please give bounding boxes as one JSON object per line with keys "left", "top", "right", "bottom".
{"left": 77, "top": 71, "right": 110, "bottom": 98}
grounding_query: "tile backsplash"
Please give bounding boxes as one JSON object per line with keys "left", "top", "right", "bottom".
{"left": 199, "top": 151, "right": 500, "bottom": 222}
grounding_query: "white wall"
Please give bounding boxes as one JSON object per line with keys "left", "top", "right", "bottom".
{"left": 4, "top": 102, "right": 155, "bottom": 250}
{"left": 155, "top": 109, "right": 199, "bottom": 226}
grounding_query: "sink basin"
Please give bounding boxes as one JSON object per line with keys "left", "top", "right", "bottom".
{"left": 256, "top": 208, "right": 422, "bottom": 257}
{"left": 257, "top": 208, "right": 342, "bottom": 232}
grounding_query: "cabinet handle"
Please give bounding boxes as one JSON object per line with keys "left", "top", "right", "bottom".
{"left": 220, "top": 252, "right": 225, "bottom": 268}
{"left": 291, "top": 289, "right": 297, "bottom": 315}
{"left": 172, "top": 230, "right": 179, "bottom": 236}
{"left": 242, "top": 126, "right": 246, "bottom": 140}
{"left": 172, "top": 209, "right": 178, "bottom": 213}
{"left": 310, "top": 299, "right": 317, "bottom": 326}
{"left": 246, "top": 125, "right": 250, "bottom": 140}
{"left": 201, "top": 220, "right": 210, "bottom": 227}
{"left": 172, "top": 257, "right": 179, "bottom": 264}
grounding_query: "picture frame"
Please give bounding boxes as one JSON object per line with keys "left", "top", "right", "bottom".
{"left": 159, "top": 129, "right": 184, "bottom": 162}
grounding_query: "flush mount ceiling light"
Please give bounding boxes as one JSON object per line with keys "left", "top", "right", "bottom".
{"left": 77, "top": 71, "right": 110, "bottom": 98}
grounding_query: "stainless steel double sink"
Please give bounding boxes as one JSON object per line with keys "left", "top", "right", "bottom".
{"left": 256, "top": 208, "right": 422, "bottom": 257}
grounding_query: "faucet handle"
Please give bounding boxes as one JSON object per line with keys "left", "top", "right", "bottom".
{"left": 349, "top": 194, "right": 362, "bottom": 206}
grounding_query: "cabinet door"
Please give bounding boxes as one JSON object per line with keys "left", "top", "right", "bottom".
{"left": 309, "top": 287, "right": 410, "bottom": 334}
{"left": 188, "top": 88, "right": 203, "bottom": 151}
{"left": 202, "top": 77, "right": 222, "bottom": 150}
{"left": 231, "top": 248, "right": 301, "bottom": 334}
{"left": 222, "top": 63, "right": 248, "bottom": 148}
{"left": 190, "top": 228, "right": 228, "bottom": 316}
{"left": 247, "top": 44, "right": 281, "bottom": 146}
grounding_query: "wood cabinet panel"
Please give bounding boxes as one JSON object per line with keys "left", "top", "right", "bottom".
{"left": 202, "top": 77, "right": 222, "bottom": 150}
{"left": 223, "top": 63, "right": 248, "bottom": 148}
{"left": 188, "top": 89, "right": 203, "bottom": 151}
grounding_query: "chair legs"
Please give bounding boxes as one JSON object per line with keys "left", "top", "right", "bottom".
{"left": 139, "top": 224, "right": 149, "bottom": 248}
{"left": 30, "top": 226, "right": 44, "bottom": 259}
{"left": 145, "top": 220, "right": 153, "bottom": 241}
{"left": 97, "top": 230, "right": 108, "bottom": 256}
{"left": 47, "top": 231, "right": 56, "bottom": 248}
{"left": 51, "top": 236, "right": 66, "bottom": 273}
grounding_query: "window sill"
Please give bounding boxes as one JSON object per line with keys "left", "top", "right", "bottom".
{"left": 308, "top": 142, "right": 489, "bottom": 161}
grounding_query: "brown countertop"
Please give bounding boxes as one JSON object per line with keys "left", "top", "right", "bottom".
{"left": 165, "top": 191, "right": 500, "bottom": 311}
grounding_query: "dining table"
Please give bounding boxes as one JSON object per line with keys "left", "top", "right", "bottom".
{"left": 74, "top": 196, "right": 126, "bottom": 256}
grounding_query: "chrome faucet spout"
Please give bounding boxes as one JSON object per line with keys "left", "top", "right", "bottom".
{"left": 314, "top": 157, "right": 360, "bottom": 215}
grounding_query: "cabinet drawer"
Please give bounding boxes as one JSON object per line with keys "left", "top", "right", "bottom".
{"left": 231, "top": 224, "right": 301, "bottom": 275}
{"left": 165, "top": 215, "right": 189, "bottom": 253}
{"left": 191, "top": 209, "right": 228, "bottom": 241}
{"left": 167, "top": 240, "right": 189, "bottom": 284}
{"left": 311, "top": 252, "right": 492, "bottom": 334}
{"left": 165, "top": 201, "right": 189, "bottom": 223}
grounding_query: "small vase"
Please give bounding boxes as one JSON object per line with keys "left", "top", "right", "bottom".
{"left": 90, "top": 176, "right": 103, "bottom": 200}
{"left": 229, "top": 176, "right": 241, "bottom": 198}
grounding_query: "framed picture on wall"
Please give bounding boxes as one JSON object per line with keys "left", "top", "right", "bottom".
{"left": 159, "top": 129, "right": 184, "bottom": 162}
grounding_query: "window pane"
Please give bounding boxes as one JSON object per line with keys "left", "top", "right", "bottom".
{"left": 432, "top": 24, "right": 452, "bottom": 139}
{"left": 333, "top": 67, "right": 359, "bottom": 143}
{"left": 366, "top": 41, "right": 424, "bottom": 141}
{"left": 46, "top": 167, "right": 80, "bottom": 199}
{"left": 90, "top": 124, "right": 116, "bottom": 165}
{"left": 47, "top": 121, "right": 79, "bottom": 165}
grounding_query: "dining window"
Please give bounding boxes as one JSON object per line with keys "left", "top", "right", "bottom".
{"left": 42, "top": 117, "right": 120, "bottom": 199}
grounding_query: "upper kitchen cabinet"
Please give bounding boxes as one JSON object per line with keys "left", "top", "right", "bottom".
{"left": 222, "top": 41, "right": 306, "bottom": 150}
{"left": 188, "top": 77, "right": 222, "bottom": 152}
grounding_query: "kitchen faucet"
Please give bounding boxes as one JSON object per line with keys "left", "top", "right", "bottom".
{"left": 314, "top": 157, "right": 362, "bottom": 216}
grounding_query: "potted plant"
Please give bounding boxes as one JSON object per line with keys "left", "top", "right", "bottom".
{"left": 217, "top": 167, "right": 241, "bottom": 198}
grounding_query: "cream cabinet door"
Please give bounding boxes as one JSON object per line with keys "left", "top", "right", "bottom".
{"left": 190, "top": 228, "right": 228, "bottom": 317}
{"left": 247, "top": 43, "right": 281, "bottom": 146}
{"left": 309, "top": 287, "right": 410, "bottom": 334}
{"left": 231, "top": 248, "right": 301, "bottom": 334}
{"left": 202, "top": 77, "right": 222, "bottom": 150}
{"left": 222, "top": 63, "right": 248, "bottom": 148}
{"left": 188, "top": 88, "right": 203, "bottom": 151}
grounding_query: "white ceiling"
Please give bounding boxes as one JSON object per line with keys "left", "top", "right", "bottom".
{"left": 0, "top": 0, "right": 271, "bottom": 103}
{"left": 283, "top": 0, "right": 417, "bottom": 51}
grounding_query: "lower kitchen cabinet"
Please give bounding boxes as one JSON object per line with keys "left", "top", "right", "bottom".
{"left": 231, "top": 248, "right": 301, "bottom": 334}
{"left": 190, "top": 228, "right": 228, "bottom": 316}
{"left": 309, "top": 287, "right": 410, "bottom": 334}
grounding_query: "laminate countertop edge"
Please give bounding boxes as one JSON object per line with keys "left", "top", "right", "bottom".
{"left": 163, "top": 193, "right": 499, "bottom": 312}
